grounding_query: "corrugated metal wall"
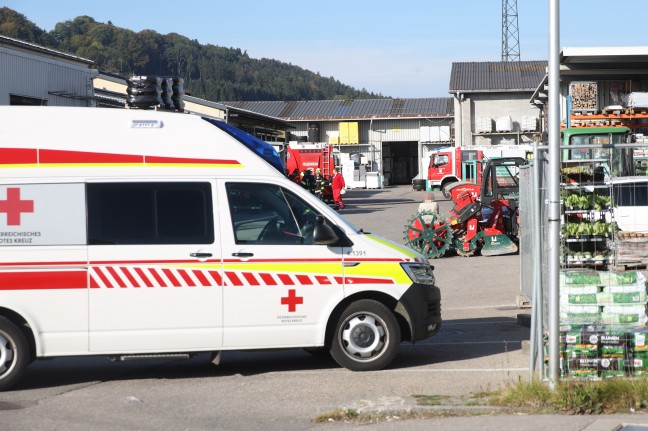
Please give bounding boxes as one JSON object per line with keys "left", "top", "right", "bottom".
{"left": 287, "top": 117, "right": 453, "bottom": 184}
{"left": 0, "top": 47, "right": 94, "bottom": 106}
{"left": 289, "top": 118, "right": 453, "bottom": 144}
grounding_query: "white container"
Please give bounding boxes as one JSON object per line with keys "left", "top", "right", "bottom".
{"left": 476, "top": 117, "right": 493, "bottom": 133}
{"left": 474, "top": 136, "right": 492, "bottom": 146}
{"left": 521, "top": 116, "right": 537, "bottom": 132}
{"left": 366, "top": 172, "right": 382, "bottom": 189}
{"left": 495, "top": 116, "right": 513, "bottom": 132}
{"left": 627, "top": 92, "right": 648, "bottom": 108}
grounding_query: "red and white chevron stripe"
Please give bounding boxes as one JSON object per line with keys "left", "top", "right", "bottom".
{"left": 89, "top": 266, "right": 222, "bottom": 288}
{"left": 88, "top": 266, "right": 346, "bottom": 289}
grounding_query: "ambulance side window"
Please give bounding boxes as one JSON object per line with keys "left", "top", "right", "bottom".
{"left": 87, "top": 182, "right": 214, "bottom": 245}
{"left": 226, "top": 182, "right": 321, "bottom": 245}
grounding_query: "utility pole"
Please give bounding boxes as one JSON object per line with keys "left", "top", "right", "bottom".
{"left": 502, "top": 0, "right": 521, "bottom": 61}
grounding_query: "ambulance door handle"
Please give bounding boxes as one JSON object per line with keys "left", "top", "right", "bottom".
{"left": 344, "top": 262, "right": 360, "bottom": 267}
{"left": 190, "top": 252, "right": 213, "bottom": 258}
{"left": 232, "top": 252, "right": 254, "bottom": 257}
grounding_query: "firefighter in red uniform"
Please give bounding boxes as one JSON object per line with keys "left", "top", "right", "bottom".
{"left": 331, "top": 168, "right": 345, "bottom": 210}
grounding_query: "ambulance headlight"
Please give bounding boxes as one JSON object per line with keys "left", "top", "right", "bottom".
{"left": 401, "top": 263, "right": 436, "bottom": 285}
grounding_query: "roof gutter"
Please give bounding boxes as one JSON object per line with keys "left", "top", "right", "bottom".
{"left": 455, "top": 92, "right": 463, "bottom": 147}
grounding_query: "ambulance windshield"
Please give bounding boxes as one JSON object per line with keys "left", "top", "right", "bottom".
{"left": 203, "top": 118, "right": 285, "bottom": 174}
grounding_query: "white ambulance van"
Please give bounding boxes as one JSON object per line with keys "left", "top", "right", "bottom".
{"left": 0, "top": 106, "right": 441, "bottom": 390}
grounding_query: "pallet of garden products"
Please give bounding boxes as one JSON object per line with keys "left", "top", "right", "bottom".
{"left": 559, "top": 270, "right": 647, "bottom": 326}
{"left": 553, "top": 324, "right": 648, "bottom": 379}
{"left": 552, "top": 270, "right": 648, "bottom": 378}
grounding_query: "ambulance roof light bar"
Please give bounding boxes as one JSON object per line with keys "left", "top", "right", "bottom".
{"left": 202, "top": 118, "right": 285, "bottom": 174}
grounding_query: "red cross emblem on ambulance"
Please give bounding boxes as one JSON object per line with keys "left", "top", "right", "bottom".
{"left": 0, "top": 188, "right": 34, "bottom": 226}
{"left": 281, "top": 289, "right": 303, "bottom": 312}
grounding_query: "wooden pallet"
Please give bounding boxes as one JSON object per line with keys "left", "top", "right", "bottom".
{"left": 615, "top": 234, "right": 648, "bottom": 270}
{"left": 570, "top": 121, "right": 607, "bottom": 127}
{"left": 626, "top": 107, "right": 648, "bottom": 115}
{"left": 601, "top": 107, "right": 623, "bottom": 115}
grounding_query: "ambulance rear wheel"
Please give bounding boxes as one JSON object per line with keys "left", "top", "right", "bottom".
{"left": 0, "top": 317, "right": 28, "bottom": 391}
{"left": 330, "top": 300, "right": 400, "bottom": 371}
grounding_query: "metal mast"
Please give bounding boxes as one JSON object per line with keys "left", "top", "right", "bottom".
{"left": 502, "top": 0, "right": 521, "bottom": 61}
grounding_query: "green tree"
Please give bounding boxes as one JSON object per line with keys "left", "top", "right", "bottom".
{"left": 0, "top": 7, "right": 386, "bottom": 101}
{"left": 0, "top": 7, "right": 51, "bottom": 45}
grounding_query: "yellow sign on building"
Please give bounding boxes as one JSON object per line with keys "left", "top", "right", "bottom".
{"left": 339, "top": 121, "right": 359, "bottom": 145}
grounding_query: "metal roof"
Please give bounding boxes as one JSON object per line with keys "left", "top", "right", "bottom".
{"left": 449, "top": 60, "right": 547, "bottom": 93}
{"left": 93, "top": 71, "right": 292, "bottom": 129}
{"left": 223, "top": 98, "right": 453, "bottom": 121}
{"left": 560, "top": 46, "right": 648, "bottom": 79}
{"left": 0, "top": 34, "right": 94, "bottom": 66}
{"left": 531, "top": 46, "right": 648, "bottom": 108}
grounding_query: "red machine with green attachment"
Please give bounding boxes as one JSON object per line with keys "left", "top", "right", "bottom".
{"left": 404, "top": 157, "right": 527, "bottom": 258}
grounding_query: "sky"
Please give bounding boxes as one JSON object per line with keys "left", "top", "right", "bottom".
{"left": 3, "top": 1, "right": 644, "bottom": 98}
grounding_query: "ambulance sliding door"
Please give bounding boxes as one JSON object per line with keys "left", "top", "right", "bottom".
{"left": 86, "top": 181, "right": 223, "bottom": 353}
{"left": 218, "top": 180, "right": 345, "bottom": 348}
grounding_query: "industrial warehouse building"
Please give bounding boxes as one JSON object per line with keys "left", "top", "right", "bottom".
{"left": 0, "top": 34, "right": 96, "bottom": 106}
{"left": 450, "top": 61, "right": 547, "bottom": 147}
{"left": 225, "top": 99, "right": 453, "bottom": 185}
{"left": 3, "top": 33, "right": 648, "bottom": 187}
{"left": 0, "top": 34, "right": 291, "bottom": 142}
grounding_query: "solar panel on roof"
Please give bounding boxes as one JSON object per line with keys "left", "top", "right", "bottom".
{"left": 334, "top": 106, "right": 350, "bottom": 116}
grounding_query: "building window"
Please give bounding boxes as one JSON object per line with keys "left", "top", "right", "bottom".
{"left": 10, "top": 94, "right": 47, "bottom": 106}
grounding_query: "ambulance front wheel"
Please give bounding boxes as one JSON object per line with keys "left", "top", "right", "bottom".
{"left": 0, "top": 316, "right": 29, "bottom": 391}
{"left": 330, "top": 300, "right": 400, "bottom": 371}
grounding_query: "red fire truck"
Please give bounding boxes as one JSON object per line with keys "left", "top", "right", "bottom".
{"left": 427, "top": 144, "right": 532, "bottom": 193}
{"left": 285, "top": 142, "right": 336, "bottom": 177}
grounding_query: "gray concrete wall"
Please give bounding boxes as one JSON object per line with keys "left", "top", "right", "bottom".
{"left": 456, "top": 92, "right": 542, "bottom": 147}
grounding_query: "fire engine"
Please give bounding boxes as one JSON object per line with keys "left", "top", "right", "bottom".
{"left": 427, "top": 144, "right": 532, "bottom": 193}
{"left": 285, "top": 141, "right": 336, "bottom": 177}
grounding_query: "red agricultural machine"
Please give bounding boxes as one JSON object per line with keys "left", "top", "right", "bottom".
{"left": 404, "top": 157, "right": 528, "bottom": 258}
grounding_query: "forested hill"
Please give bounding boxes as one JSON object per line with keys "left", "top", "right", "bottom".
{"left": 0, "top": 7, "right": 384, "bottom": 101}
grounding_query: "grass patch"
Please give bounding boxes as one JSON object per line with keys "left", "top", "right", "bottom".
{"left": 315, "top": 378, "right": 648, "bottom": 424}
{"left": 314, "top": 407, "right": 489, "bottom": 424}
{"left": 491, "top": 378, "right": 648, "bottom": 414}
{"left": 412, "top": 394, "right": 452, "bottom": 406}
{"left": 314, "top": 408, "right": 359, "bottom": 423}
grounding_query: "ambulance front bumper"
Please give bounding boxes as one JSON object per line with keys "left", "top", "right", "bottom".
{"left": 396, "top": 283, "right": 442, "bottom": 342}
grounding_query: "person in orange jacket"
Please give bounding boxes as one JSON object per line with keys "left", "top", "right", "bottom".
{"left": 331, "top": 167, "right": 346, "bottom": 210}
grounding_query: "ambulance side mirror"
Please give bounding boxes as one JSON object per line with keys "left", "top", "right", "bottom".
{"left": 313, "top": 215, "right": 339, "bottom": 245}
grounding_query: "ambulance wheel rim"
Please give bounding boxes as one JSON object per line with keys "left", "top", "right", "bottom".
{"left": 0, "top": 317, "right": 29, "bottom": 390}
{"left": 0, "top": 333, "right": 14, "bottom": 376}
{"left": 330, "top": 300, "right": 400, "bottom": 371}
{"left": 342, "top": 315, "right": 384, "bottom": 358}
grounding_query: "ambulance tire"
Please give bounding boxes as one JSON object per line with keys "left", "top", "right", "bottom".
{"left": 330, "top": 300, "right": 400, "bottom": 371}
{"left": 0, "top": 317, "right": 28, "bottom": 391}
